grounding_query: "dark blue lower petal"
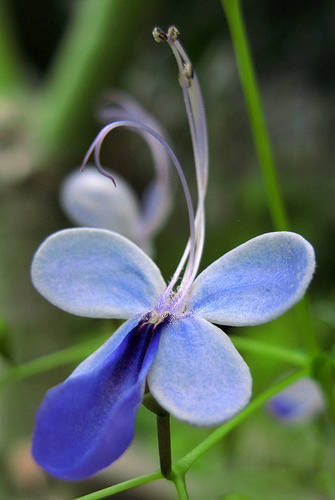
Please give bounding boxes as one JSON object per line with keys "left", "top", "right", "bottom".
{"left": 32, "top": 315, "right": 166, "bottom": 480}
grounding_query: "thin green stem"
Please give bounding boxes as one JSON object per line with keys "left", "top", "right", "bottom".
{"left": 157, "top": 413, "right": 172, "bottom": 478}
{"left": 171, "top": 472, "right": 189, "bottom": 500}
{"left": 230, "top": 335, "right": 308, "bottom": 366}
{"left": 174, "top": 368, "right": 309, "bottom": 474}
{"left": 74, "top": 470, "right": 162, "bottom": 500}
{"left": 0, "top": 333, "right": 108, "bottom": 390}
{"left": 221, "top": 0, "right": 288, "bottom": 231}
{"left": 221, "top": 0, "right": 320, "bottom": 358}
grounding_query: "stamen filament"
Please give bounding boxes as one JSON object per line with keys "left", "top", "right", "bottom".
{"left": 164, "top": 28, "right": 209, "bottom": 304}
{"left": 81, "top": 120, "right": 196, "bottom": 308}
{"left": 98, "top": 92, "right": 171, "bottom": 240}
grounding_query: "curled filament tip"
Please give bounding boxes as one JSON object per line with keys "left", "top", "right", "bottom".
{"left": 81, "top": 148, "right": 116, "bottom": 187}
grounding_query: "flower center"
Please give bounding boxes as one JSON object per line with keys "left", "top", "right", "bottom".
{"left": 144, "top": 310, "right": 171, "bottom": 325}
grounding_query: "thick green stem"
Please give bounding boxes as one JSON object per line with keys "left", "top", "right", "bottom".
{"left": 35, "top": 0, "right": 153, "bottom": 163}
{"left": 157, "top": 413, "right": 172, "bottom": 478}
{"left": 174, "top": 368, "right": 308, "bottom": 474}
{"left": 74, "top": 470, "right": 162, "bottom": 500}
{"left": 143, "top": 395, "right": 173, "bottom": 479}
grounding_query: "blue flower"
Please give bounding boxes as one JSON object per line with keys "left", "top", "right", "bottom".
{"left": 267, "top": 378, "right": 324, "bottom": 423}
{"left": 60, "top": 93, "right": 171, "bottom": 255}
{"left": 30, "top": 27, "right": 316, "bottom": 480}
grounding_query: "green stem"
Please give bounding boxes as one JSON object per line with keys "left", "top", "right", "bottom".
{"left": 0, "top": 332, "right": 108, "bottom": 390}
{"left": 221, "top": 0, "right": 288, "bottom": 231}
{"left": 143, "top": 392, "right": 168, "bottom": 416}
{"left": 74, "top": 470, "right": 162, "bottom": 500}
{"left": 157, "top": 413, "right": 172, "bottom": 478}
{"left": 171, "top": 472, "right": 189, "bottom": 500}
{"left": 174, "top": 368, "right": 308, "bottom": 474}
{"left": 230, "top": 335, "right": 307, "bottom": 366}
{"left": 221, "top": 0, "right": 320, "bottom": 358}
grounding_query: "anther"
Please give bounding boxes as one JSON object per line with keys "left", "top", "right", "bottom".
{"left": 152, "top": 27, "right": 167, "bottom": 43}
{"left": 184, "top": 62, "right": 193, "bottom": 80}
{"left": 167, "top": 25, "right": 180, "bottom": 41}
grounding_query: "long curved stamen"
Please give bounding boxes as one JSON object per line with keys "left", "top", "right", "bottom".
{"left": 81, "top": 120, "right": 196, "bottom": 307}
{"left": 154, "top": 26, "right": 209, "bottom": 310}
{"left": 98, "top": 92, "right": 171, "bottom": 240}
{"left": 169, "top": 34, "right": 208, "bottom": 290}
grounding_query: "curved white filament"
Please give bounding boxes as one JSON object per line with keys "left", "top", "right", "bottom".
{"left": 166, "top": 35, "right": 209, "bottom": 308}
{"left": 98, "top": 92, "right": 171, "bottom": 240}
{"left": 81, "top": 120, "right": 196, "bottom": 304}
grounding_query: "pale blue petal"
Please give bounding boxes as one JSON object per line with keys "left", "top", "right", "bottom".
{"left": 267, "top": 378, "right": 324, "bottom": 423}
{"left": 60, "top": 167, "right": 140, "bottom": 241}
{"left": 147, "top": 315, "right": 252, "bottom": 426}
{"left": 31, "top": 228, "right": 166, "bottom": 318}
{"left": 188, "top": 232, "right": 315, "bottom": 326}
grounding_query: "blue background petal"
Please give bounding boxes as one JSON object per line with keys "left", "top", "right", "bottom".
{"left": 31, "top": 228, "right": 166, "bottom": 318}
{"left": 32, "top": 316, "right": 162, "bottom": 480}
{"left": 188, "top": 232, "right": 315, "bottom": 326}
{"left": 147, "top": 315, "right": 252, "bottom": 427}
{"left": 267, "top": 378, "right": 324, "bottom": 423}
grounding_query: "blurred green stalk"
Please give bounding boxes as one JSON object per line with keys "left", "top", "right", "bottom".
{"left": 35, "top": 0, "right": 152, "bottom": 163}
{"left": 231, "top": 335, "right": 307, "bottom": 366}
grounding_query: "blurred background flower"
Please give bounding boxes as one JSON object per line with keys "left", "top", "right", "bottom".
{"left": 267, "top": 378, "right": 325, "bottom": 423}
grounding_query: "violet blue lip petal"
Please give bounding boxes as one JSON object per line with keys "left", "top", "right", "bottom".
{"left": 60, "top": 167, "right": 140, "bottom": 240}
{"left": 188, "top": 232, "right": 316, "bottom": 326}
{"left": 267, "top": 378, "right": 324, "bottom": 423}
{"left": 147, "top": 315, "right": 252, "bottom": 426}
{"left": 32, "top": 316, "right": 164, "bottom": 480}
{"left": 31, "top": 228, "right": 166, "bottom": 319}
